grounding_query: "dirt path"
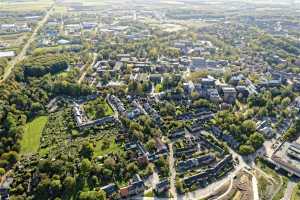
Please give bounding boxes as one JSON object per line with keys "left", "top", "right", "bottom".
{"left": 254, "top": 166, "right": 276, "bottom": 183}
{"left": 0, "top": 4, "right": 54, "bottom": 83}
{"left": 282, "top": 180, "right": 297, "bottom": 200}
{"left": 168, "top": 143, "right": 177, "bottom": 200}
{"left": 216, "top": 176, "right": 234, "bottom": 200}
{"left": 271, "top": 175, "right": 283, "bottom": 200}
{"left": 78, "top": 53, "right": 97, "bottom": 84}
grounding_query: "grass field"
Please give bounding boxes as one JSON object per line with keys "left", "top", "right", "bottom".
{"left": 94, "top": 135, "right": 123, "bottom": 157}
{"left": 84, "top": 98, "right": 114, "bottom": 120}
{"left": 291, "top": 184, "right": 300, "bottom": 200}
{"left": 20, "top": 116, "right": 48, "bottom": 155}
{"left": 0, "top": 0, "right": 53, "bottom": 11}
{"left": 256, "top": 159, "right": 289, "bottom": 200}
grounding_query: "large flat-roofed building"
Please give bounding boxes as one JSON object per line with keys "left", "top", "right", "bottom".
{"left": 191, "top": 57, "right": 206, "bottom": 69}
{"left": 0, "top": 51, "right": 15, "bottom": 58}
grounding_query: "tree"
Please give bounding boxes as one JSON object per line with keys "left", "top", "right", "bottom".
{"left": 36, "top": 178, "right": 51, "bottom": 199}
{"left": 63, "top": 176, "right": 75, "bottom": 193}
{"left": 0, "top": 167, "right": 5, "bottom": 176}
{"left": 241, "top": 120, "right": 256, "bottom": 136}
{"left": 81, "top": 159, "right": 92, "bottom": 176}
{"left": 175, "top": 179, "right": 184, "bottom": 194}
{"left": 126, "top": 163, "right": 138, "bottom": 175}
{"left": 249, "top": 132, "right": 264, "bottom": 149}
{"left": 281, "top": 97, "right": 291, "bottom": 108}
{"left": 146, "top": 139, "right": 156, "bottom": 153}
{"left": 80, "top": 142, "right": 94, "bottom": 159}
{"left": 50, "top": 180, "right": 62, "bottom": 197}
{"left": 239, "top": 145, "right": 255, "bottom": 155}
{"left": 79, "top": 190, "right": 106, "bottom": 200}
{"left": 1, "top": 151, "right": 18, "bottom": 166}
{"left": 103, "top": 157, "right": 116, "bottom": 170}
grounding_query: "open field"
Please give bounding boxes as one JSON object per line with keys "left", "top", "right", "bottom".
{"left": 0, "top": 0, "right": 53, "bottom": 11}
{"left": 20, "top": 116, "right": 49, "bottom": 155}
{"left": 256, "top": 159, "right": 289, "bottom": 200}
{"left": 291, "top": 184, "right": 300, "bottom": 200}
{"left": 94, "top": 135, "right": 124, "bottom": 157}
{"left": 84, "top": 98, "right": 114, "bottom": 120}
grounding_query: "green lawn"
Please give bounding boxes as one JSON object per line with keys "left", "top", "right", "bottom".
{"left": 256, "top": 159, "right": 289, "bottom": 200}
{"left": 20, "top": 116, "right": 48, "bottom": 155}
{"left": 272, "top": 176, "right": 288, "bottom": 200}
{"left": 94, "top": 136, "right": 123, "bottom": 157}
{"left": 84, "top": 98, "right": 114, "bottom": 120}
{"left": 291, "top": 184, "right": 300, "bottom": 200}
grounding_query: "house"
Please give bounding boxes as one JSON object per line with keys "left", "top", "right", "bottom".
{"left": 258, "top": 126, "right": 275, "bottom": 139}
{"left": 169, "top": 128, "right": 186, "bottom": 139}
{"left": 174, "top": 141, "right": 198, "bottom": 157}
{"left": 295, "top": 59, "right": 300, "bottom": 67}
{"left": 294, "top": 96, "right": 300, "bottom": 109}
{"left": 154, "top": 137, "right": 168, "bottom": 155}
{"left": 127, "top": 108, "right": 142, "bottom": 119}
{"left": 292, "top": 79, "right": 300, "bottom": 92}
{"left": 1, "top": 24, "right": 16, "bottom": 32}
{"left": 101, "top": 183, "right": 119, "bottom": 198}
{"left": 236, "top": 85, "right": 249, "bottom": 99}
{"left": 211, "top": 126, "right": 222, "bottom": 138}
{"left": 191, "top": 57, "right": 206, "bottom": 69}
{"left": 149, "top": 74, "right": 162, "bottom": 84}
{"left": 0, "top": 177, "right": 13, "bottom": 200}
{"left": 0, "top": 51, "right": 15, "bottom": 58}
{"left": 117, "top": 54, "right": 130, "bottom": 61}
{"left": 208, "top": 154, "right": 233, "bottom": 176}
{"left": 108, "top": 95, "right": 126, "bottom": 114}
{"left": 82, "top": 22, "right": 98, "bottom": 29}
{"left": 183, "top": 81, "right": 195, "bottom": 95}
{"left": 57, "top": 39, "right": 70, "bottom": 45}
{"left": 201, "top": 78, "right": 215, "bottom": 89}
{"left": 207, "top": 89, "right": 221, "bottom": 102}
{"left": 119, "top": 174, "right": 145, "bottom": 198}
{"left": 0, "top": 188, "right": 9, "bottom": 200}
{"left": 258, "top": 79, "right": 282, "bottom": 89}
{"left": 155, "top": 179, "right": 170, "bottom": 193}
{"left": 221, "top": 87, "right": 237, "bottom": 104}
{"left": 73, "top": 103, "right": 85, "bottom": 127}
{"left": 229, "top": 74, "right": 244, "bottom": 86}
{"left": 182, "top": 154, "right": 233, "bottom": 187}
{"left": 222, "top": 134, "right": 240, "bottom": 149}
{"left": 125, "top": 142, "right": 149, "bottom": 164}
{"left": 177, "top": 154, "right": 215, "bottom": 172}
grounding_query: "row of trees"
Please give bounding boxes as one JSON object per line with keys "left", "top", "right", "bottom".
{"left": 23, "top": 55, "right": 69, "bottom": 77}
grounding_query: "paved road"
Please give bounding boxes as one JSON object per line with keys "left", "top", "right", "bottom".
{"left": 251, "top": 171, "right": 260, "bottom": 200}
{"left": 216, "top": 175, "right": 233, "bottom": 200}
{"left": 0, "top": 4, "right": 54, "bottom": 83}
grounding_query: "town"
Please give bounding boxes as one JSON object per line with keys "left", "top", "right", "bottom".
{"left": 0, "top": 0, "right": 300, "bottom": 200}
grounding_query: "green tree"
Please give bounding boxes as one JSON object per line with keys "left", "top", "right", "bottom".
{"left": 239, "top": 145, "right": 255, "bottom": 155}
{"left": 81, "top": 159, "right": 92, "bottom": 176}
{"left": 249, "top": 132, "right": 264, "bottom": 149}
{"left": 50, "top": 180, "right": 62, "bottom": 197}
{"left": 80, "top": 142, "right": 94, "bottom": 159}
{"left": 63, "top": 176, "right": 75, "bottom": 193}
{"left": 0, "top": 168, "right": 5, "bottom": 176}
{"left": 79, "top": 190, "right": 106, "bottom": 200}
